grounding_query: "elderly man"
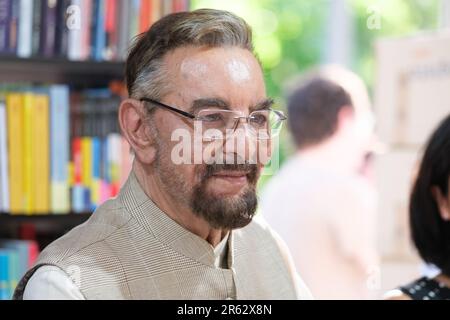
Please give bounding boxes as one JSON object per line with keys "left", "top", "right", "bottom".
{"left": 14, "top": 9, "right": 311, "bottom": 300}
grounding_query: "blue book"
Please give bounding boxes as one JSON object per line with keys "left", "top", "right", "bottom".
{"left": 93, "top": 0, "right": 105, "bottom": 61}
{"left": 0, "top": 249, "right": 10, "bottom": 300}
{"left": 71, "top": 185, "right": 85, "bottom": 213}
{"left": 0, "top": 240, "right": 26, "bottom": 279}
{"left": 49, "top": 85, "right": 70, "bottom": 214}
{"left": 91, "top": 136, "right": 101, "bottom": 209}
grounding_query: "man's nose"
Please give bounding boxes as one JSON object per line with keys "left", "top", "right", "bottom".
{"left": 223, "top": 124, "right": 258, "bottom": 165}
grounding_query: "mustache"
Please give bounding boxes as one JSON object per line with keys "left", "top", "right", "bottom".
{"left": 203, "top": 163, "right": 259, "bottom": 182}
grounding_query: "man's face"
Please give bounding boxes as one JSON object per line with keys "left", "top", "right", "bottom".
{"left": 149, "top": 46, "right": 268, "bottom": 229}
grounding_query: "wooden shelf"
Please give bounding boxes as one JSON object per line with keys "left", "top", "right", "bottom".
{"left": 0, "top": 213, "right": 92, "bottom": 246}
{"left": 0, "top": 56, "right": 125, "bottom": 87}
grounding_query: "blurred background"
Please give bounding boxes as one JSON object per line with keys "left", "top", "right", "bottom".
{"left": 190, "top": 0, "right": 450, "bottom": 296}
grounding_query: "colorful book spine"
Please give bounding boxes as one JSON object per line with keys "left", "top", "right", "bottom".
{"left": 31, "top": 0, "right": 42, "bottom": 56}
{"left": 67, "top": 0, "right": 81, "bottom": 60}
{"left": 17, "top": 0, "right": 33, "bottom": 58}
{"left": 117, "top": 0, "right": 130, "bottom": 60}
{"left": 7, "top": 0, "right": 19, "bottom": 54}
{"left": 49, "top": 85, "right": 70, "bottom": 214}
{"left": 0, "top": 101, "right": 9, "bottom": 212}
{"left": 104, "top": 0, "right": 117, "bottom": 60}
{"left": 162, "top": 0, "right": 172, "bottom": 16}
{"left": 31, "top": 94, "right": 50, "bottom": 214}
{"left": 80, "top": 0, "right": 93, "bottom": 60}
{"left": 71, "top": 137, "right": 85, "bottom": 213}
{"left": 54, "top": 0, "right": 71, "bottom": 57}
{"left": 129, "top": 0, "right": 140, "bottom": 42}
{"left": 92, "top": 0, "right": 106, "bottom": 61}
{"left": 0, "top": 250, "right": 10, "bottom": 300}
{"left": 23, "top": 93, "right": 33, "bottom": 215}
{"left": 81, "top": 136, "right": 93, "bottom": 210}
{"left": 0, "top": 0, "right": 11, "bottom": 53}
{"left": 40, "top": 0, "right": 58, "bottom": 57}
{"left": 139, "top": 0, "right": 152, "bottom": 33}
{"left": 152, "top": 0, "right": 162, "bottom": 23}
{"left": 0, "top": 240, "right": 39, "bottom": 299}
{"left": 6, "top": 94, "right": 24, "bottom": 214}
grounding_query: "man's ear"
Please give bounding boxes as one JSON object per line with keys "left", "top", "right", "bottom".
{"left": 119, "top": 98, "right": 157, "bottom": 165}
{"left": 431, "top": 186, "right": 450, "bottom": 221}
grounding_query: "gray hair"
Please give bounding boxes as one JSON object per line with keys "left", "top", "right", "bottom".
{"left": 126, "top": 9, "right": 254, "bottom": 103}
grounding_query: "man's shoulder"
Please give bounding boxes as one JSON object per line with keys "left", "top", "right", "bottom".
{"left": 37, "top": 197, "right": 133, "bottom": 265}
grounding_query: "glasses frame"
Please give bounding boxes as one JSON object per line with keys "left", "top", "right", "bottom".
{"left": 139, "top": 97, "right": 287, "bottom": 135}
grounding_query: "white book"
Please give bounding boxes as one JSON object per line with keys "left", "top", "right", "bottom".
{"left": 17, "top": 0, "right": 33, "bottom": 58}
{"left": 68, "top": 0, "right": 82, "bottom": 60}
{"left": 0, "top": 102, "right": 9, "bottom": 212}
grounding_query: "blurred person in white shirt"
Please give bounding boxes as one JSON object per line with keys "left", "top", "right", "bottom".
{"left": 260, "top": 65, "right": 380, "bottom": 299}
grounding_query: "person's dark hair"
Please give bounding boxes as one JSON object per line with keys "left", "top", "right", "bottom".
{"left": 410, "top": 114, "right": 450, "bottom": 275}
{"left": 126, "top": 8, "right": 254, "bottom": 100}
{"left": 287, "top": 78, "right": 353, "bottom": 149}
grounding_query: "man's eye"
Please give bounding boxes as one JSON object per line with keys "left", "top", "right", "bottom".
{"left": 250, "top": 114, "right": 268, "bottom": 125}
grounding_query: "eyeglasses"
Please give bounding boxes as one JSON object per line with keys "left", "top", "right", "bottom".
{"left": 140, "top": 97, "right": 287, "bottom": 140}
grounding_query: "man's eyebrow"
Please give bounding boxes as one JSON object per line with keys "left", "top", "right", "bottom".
{"left": 251, "top": 98, "right": 274, "bottom": 111}
{"left": 190, "top": 98, "right": 230, "bottom": 113}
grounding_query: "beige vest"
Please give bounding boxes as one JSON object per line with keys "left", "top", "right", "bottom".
{"left": 14, "top": 172, "right": 299, "bottom": 300}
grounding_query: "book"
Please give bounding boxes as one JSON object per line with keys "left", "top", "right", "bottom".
{"left": 0, "top": 101, "right": 9, "bottom": 212}
{"left": 92, "top": 0, "right": 106, "bottom": 61}
{"left": 162, "top": 0, "right": 172, "bottom": 16}
{"left": 104, "top": 0, "right": 117, "bottom": 60}
{"left": 80, "top": 0, "right": 93, "bottom": 60}
{"left": 31, "top": 0, "right": 42, "bottom": 56}
{"left": 0, "top": 240, "right": 39, "bottom": 299}
{"left": 117, "top": 0, "right": 131, "bottom": 60}
{"left": 3, "top": 86, "right": 130, "bottom": 214}
{"left": 31, "top": 94, "right": 50, "bottom": 214}
{"left": 1, "top": 0, "right": 189, "bottom": 61}
{"left": 40, "top": 0, "right": 58, "bottom": 57}
{"left": 6, "top": 93, "right": 25, "bottom": 214}
{"left": 23, "top": 93, "right": 33, "bottom": 214}
{"left": 67, "top": 0, "right": 82, "bottom": 60}
{"left": 139, "top": 0, "right": 153, "bottom": 33}
{"left": 0, "top": 240, "right": 39, "bottom": 279}
{"left": 6, "top": 0, "right": 19, "bottom": 54}
{"left": 0, "top": 0, "right": 11, "bottom": 54}
{"left": 17, "top": 0, "right": 33, "bottom": 58}
{"left": 0, "top": 249, "right": 11, "bottom": 299}
{"left": 129, "top": 0, "right": 140, "bottom": 42}
{"left": 49, "top": 85, "right": 70, "bottom": 214}
{"left": 54, "top": 0, "right": 71, "bottom": 57}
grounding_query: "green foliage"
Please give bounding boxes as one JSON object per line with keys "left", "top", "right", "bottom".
{"left": 190, "top": 0, "right": 440, "bottom": 188}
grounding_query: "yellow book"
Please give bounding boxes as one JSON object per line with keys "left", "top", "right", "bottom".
{"left": 22, "top": 93, "right": 33, "bottom": 215}
{"left": 81, "top": 137, "right": 92, "bottom": 206}
{"left": 31, "top": 94, "right": 50, "bottom": 214}
{"left": 5, "top": 94, "right": 24, "bottom": 214}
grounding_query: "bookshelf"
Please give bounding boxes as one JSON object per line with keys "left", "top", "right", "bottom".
{"left": 0, "top": 0, "right": 191, "bottom": 300}
{"left": 0, "top": 56, "right": 124, "bottom": 248}
{"left": 0, "top": 213, "right": 91, "bottom": 248}
{"left": 0, "top": 56, "right": 125, "bottom": 86}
